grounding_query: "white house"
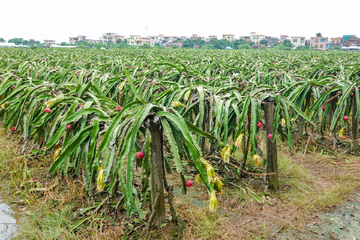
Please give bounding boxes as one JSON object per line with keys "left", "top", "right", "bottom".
{"left": 290, "top": 36, "right": 306, "bottom": 48}
{"left": 222, "top": 34, "right": 235, "bottom": 42}
{"left": 250, "top": 32, "right": 265, "bottom": 44}
{"left": 127, "top": 35, "right": 155, "bottom": 46}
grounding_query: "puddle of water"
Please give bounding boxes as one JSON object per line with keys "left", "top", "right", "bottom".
{"left": 0, "top": 199, "right": 18, "bottom": 239}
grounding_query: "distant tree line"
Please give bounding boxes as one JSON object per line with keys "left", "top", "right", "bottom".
{"left": 0, "top": 33, "right": 334, "bottom": 51}
{"left": 179, "top": 38, "right": 254, "bottom": 49}
{"left": 1, "top": 38, "right": 43, "bottom": 48}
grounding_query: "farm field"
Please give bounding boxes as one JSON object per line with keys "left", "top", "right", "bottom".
{"left": 0, "top": 48, "right": 360, "bottom": 239}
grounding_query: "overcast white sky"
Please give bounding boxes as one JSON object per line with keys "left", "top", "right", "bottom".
{"left": 1, "top": 0, "right": 359, "bottom": 43}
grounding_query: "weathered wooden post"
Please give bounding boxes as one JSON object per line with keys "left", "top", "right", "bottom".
{"left": 264, "top": 101, "right": 279, "bottom": 190}
{"left": 297, "top": 103, "right": 305, "bottom": 141}
{"left": 149, "top": 116, "right": 166, "bottom": 226}
{"left": 351, "top": 93, "right": 359, "bottom": 152}
{"left": 200, "top": 101, "right": 208, "bottom": 153}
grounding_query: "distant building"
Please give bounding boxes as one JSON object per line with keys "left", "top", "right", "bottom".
{"left": 127, "top": 35, "right": 155, "bottom": 46}
{"left": 171, "top": 42, "right": 183, "bottom": 48}
{"left": 310, "top": 37, "right": 329, "bottom": 51}
{"left": 250, "top": 32, "right": 265, "bottom": 44}
{"left": 148, "top": 35, "right": 164, "bottom": 45}
{"left": 114, "top": 35, "right": 125, "bottom": 43}
{"left": 69, "top": 37, "right": 78, "bottom": 44}
{"left": 238, "top": 36, "right": 251, "bottom": 42}
{"left": 190, "top": 34, "right": 205, "bottom": 40}
{"left": 147, "top": 34, "right": 178, "bottom": 47}
{"left": 222, "top": 34, "right": 235, "bottom": 42}
{"left": 349, "top": 36, "right": 360, "bottom": 46}
{"left": 290, "top": 36, "right": 305, "bottom": 49}
{"left": 342, "top": 35, "right": 360, "bottom": 47}
{"left": 280, "top": 35, "right": 289, "bottom": 43}
{"left": 305, "top": 39, "right": 310, "bottom": 46}
{"left": 342, "top": 35, "right": 355, "bottom": 47}
{"left": 69, "top": 35, "right": 87, "bottom": 44}
{"left": 329, "top": 37, "right": 343, "bottom": 49}
{"left": 161, "top": 35, "right": 179, "bottom": 47}
{"left": 77, "top": 36, "right": 87, "bottom": 41}
{"left": 127, "top": 35, "right": 141, "bottom": 45}
{"left": 265, "top": 37, "right": 279, "bottom": 47}
{"left": 101, "top": 33, "right": 118, "bottom": 43}
{"left": 206, "top": 35, "right": 217, "bottom": 42}
{"left": 44, "top": 40, "right": 56, "bottom": 44}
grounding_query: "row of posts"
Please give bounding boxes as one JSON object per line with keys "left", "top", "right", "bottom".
{"left": 264, "top": 95, "right": 359, "bottom": 190}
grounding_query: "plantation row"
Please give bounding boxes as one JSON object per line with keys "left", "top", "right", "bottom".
{"left": 0, "top": 48, "right": 359, "bottom": 226}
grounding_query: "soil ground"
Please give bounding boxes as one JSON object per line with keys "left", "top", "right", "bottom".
{"left": 1, "top": 126, "right": 360, "bottom": 239}
{"left": 276, "top": 192, "right": 360, "bottom": 239}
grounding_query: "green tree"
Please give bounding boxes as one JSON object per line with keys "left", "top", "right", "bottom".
{"left": 77, "top": 40, "right": 89, "bottom": 45}
{"left": 153, "top": 43, "right": 164, "bottom": 49}
{"left": 295, "top": 45, "right": 313, "bottom": 51}
{"left": 139, "top": 44, "right": 151, "bottom": 49}
{"left": 201, "top": 44, "right": 215, "bottom": 49}
{"left": 0, "top": 38, "right": 5, "bottom": 43}
{"left": 182, "top": 38, "right": 207, "bottom": 48}
{"left": 106, "top": 41, "right": 115, "bottom": 47}
{"left": 209, "top": 38, "right": 223, "bottom": 49}
{"left": 209, "top": 38, "right": 233, "bottom": 49}
{"left": 260, "top": 39, "right": 267, "bottom": 46}
{"left": 236, "top": 44, "right": 251, "bottom": 50}
{"left": 282, "top": 39, "right": 294, "bottom": 49}
{"left": 117, "top": 42, "right": 129, "bottom": 49}
{"left": 172, "top": 44, "right": 179, "bottom": 49}
{"left": 233, "top": 38, "right": 248, "bottom": 48}
{"left": 316, "top": 33, "right": 322, "bottom": 37}
{"left": 258, "top": 45, "right": 268, "bottom": 50}
{"left": 116, "top": 39, "right": 123, "bottom": 44}
{"left": 8, "top": 38, "right": 22, "bottom": 45}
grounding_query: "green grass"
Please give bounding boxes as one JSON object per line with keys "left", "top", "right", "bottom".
{"left": 17, "top": 206, "right": 78, "bottom": 240}
{"left": 0, "top": 127, "right": 83, "bottom": 240}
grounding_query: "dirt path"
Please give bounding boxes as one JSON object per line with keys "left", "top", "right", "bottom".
{"left": 277, "top": 191, "right": 360, "bottom": 239}
{"left": 0, "top": 198, "right": 18, "bottom": 240}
